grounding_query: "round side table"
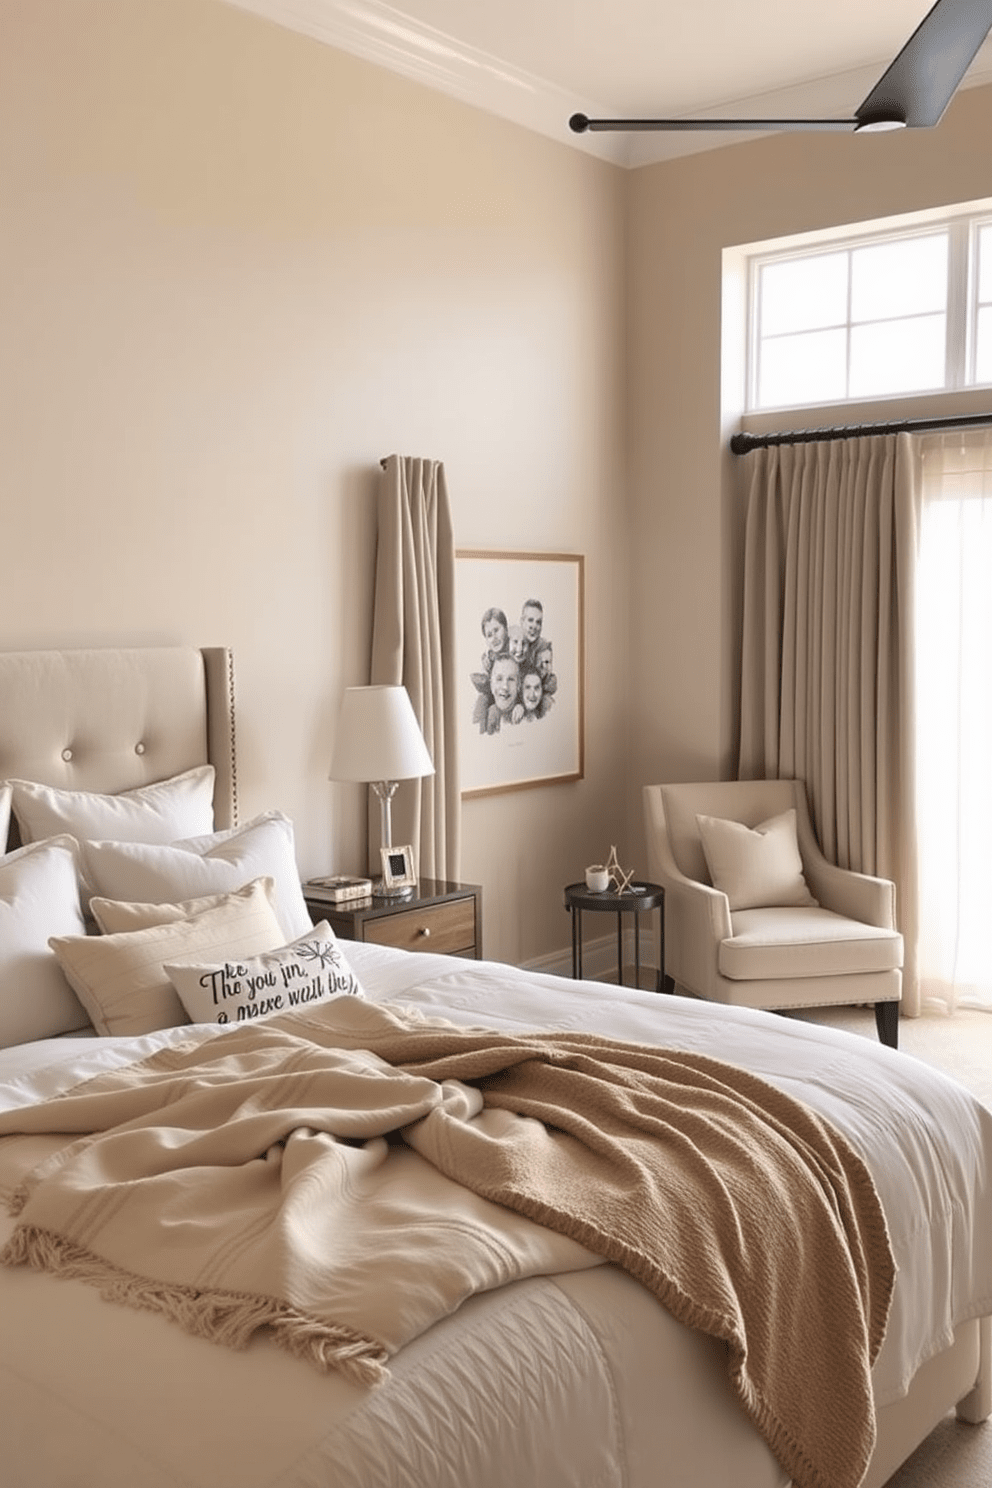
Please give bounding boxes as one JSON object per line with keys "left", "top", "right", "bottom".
{"left": 563, "top": 881, "right": 666, "bottom": 992}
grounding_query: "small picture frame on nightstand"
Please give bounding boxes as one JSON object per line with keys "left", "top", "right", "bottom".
{"left": 380, "top": 844, "right": 417, "bottom": 893}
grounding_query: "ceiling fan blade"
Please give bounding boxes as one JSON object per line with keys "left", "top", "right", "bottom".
{"left": 570, "top": 0, "right": 992, "bottom": 136}
{"left": 855, "top": 0, "right": 992, "bottom": 127}
{"left": 569, "top": 114, "right": 855, "bottom": 133}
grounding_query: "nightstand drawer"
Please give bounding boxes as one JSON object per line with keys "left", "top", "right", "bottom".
{"left": 363, "top": 896, "right": 476, "bottom": 955}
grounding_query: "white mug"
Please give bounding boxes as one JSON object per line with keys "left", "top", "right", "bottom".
{"left": 585, "top": 865, "right": 610, "bottom": 893}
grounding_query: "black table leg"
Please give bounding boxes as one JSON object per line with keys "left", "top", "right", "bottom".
{"left": 616, "top": 912, "right": 624, "bottom": 985}
{"left": 634, "top": 913, "right": 641, "bottom": 991}
{"left": 572, "top": 907, "right": 583, "bottom": 980}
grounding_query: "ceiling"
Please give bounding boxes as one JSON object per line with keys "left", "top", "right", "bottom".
{"left": 223, "top": 0, "right": 992, "bottom": 166}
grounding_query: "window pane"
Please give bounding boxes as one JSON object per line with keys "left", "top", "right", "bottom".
{"left": 978, "top": 225, "right": 992, "bottom": 304}
{"left": 849, "top": 314, "right": 945, "bottom": 397}
{"left": 850, "top": 234, "right": 947, "bottom": 322}
{"left": 757, "top": 327, "right": 847, "bottom": 408}
{"left": 975, "top": 305, "right": 992, "bottom": 383}
{"left": 759, "top": 253, "right": 848, "bottom": 336}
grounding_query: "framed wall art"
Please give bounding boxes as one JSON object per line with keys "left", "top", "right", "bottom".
{"left": 455, "top": 549, "right": 584, "bottom": 798}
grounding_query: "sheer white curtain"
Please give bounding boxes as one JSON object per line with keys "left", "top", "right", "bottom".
{"left": 916, "top": 429, "right": 992, "bottom": 1013}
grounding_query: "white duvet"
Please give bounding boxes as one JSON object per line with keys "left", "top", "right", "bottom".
{"left": 1, "top": 947, "right": 991, "bottom": 1488}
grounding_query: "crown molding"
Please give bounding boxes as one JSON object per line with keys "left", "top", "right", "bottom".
{"left": 222, "top": 0, "right": 992, "bottom": 171}
{"left": 220, "top": 0, "right": 631, "bottom": 164}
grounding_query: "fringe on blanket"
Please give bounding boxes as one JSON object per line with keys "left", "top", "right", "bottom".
{"left": 0, "top": 1224, "right": 390, "bottom": 1386}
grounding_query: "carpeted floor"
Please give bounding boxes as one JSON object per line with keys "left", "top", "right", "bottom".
{"left": 787, "top": 1004, "right": 992, "bottom": 1486}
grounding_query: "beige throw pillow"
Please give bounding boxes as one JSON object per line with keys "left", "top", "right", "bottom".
{"left": 49, "top": 878, "right": 286, "bottom": 1037}
{"left": 90, "top": 884, "right": 262, "bottom": 934}
{"left": 695, "top": 807, "right": 817, "bottom": 911}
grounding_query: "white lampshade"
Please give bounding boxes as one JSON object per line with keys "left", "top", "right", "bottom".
{"left": 330, "top": 685, "right": 434, "bottom": 784}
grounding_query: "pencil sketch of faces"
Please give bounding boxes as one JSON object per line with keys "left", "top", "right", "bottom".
{"left": 491, "top": 656, "right": 518, "bottom": 712}
{"left": 522, "top": 670, "right": 542, "bottom": 712}
{"left": 471, "top": 597, "right": 558, "bottom": 733}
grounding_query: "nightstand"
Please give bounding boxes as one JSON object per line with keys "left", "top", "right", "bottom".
{"left": 303, "top": 878, "right": 483, "bottom": 959}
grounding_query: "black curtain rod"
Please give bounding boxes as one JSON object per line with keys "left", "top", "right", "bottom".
{"left": 730, "top": 410, "right": 992, "bottom": 455}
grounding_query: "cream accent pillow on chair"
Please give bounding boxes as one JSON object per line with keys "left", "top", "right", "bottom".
{"left": 696, "top": 808, "right": 818, "bottom": 911}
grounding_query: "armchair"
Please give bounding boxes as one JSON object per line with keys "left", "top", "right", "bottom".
{"left": 642, "top": 779, "right": 903, "bottom": 1047}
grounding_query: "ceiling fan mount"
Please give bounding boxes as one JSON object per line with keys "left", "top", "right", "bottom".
{"left": 569, "top": 0, "right": 992, "bottom": 136}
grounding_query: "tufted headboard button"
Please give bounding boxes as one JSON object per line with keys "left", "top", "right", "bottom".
{"left": 135, "top": 742, "right": 146, "bottom": 755}
{"left": 61, "top": 748, "right": 73, "bottom": 762}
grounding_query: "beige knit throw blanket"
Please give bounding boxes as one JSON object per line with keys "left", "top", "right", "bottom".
{"left": 0, "top": 997, "right": 895, "bottom": 1488}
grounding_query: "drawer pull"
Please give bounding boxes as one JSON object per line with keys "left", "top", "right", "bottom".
{"left": 418, "top": 926, "right": 431, "bottom": 938}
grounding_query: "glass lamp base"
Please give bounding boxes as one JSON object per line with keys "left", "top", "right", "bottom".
{"left": 372, "top": 878, "right": 415, "bottom": 899}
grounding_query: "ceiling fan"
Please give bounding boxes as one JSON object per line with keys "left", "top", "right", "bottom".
{"left": 569, "top": 0, "right": 992, "bottom": 136}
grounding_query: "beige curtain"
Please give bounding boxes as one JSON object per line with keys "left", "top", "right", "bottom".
{"left": 738, "top": 433, "right": 922, "bottom": 1013}
{"left": 370, "top": 455, "right": 460, "bottom": 882}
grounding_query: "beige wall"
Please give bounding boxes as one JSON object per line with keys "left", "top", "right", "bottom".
{"left": 1, "top": 0, "right": 628, "bottom": 965}
{"left": 625, "top": 83, "right": 992, "bottom": 865}
{"left": 7, "top": 0, "right": 991, "bottom": 967}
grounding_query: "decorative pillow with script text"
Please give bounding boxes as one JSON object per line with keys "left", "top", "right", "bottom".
{"left": 164, "top": 920, "right": 364, "bottom": 1026}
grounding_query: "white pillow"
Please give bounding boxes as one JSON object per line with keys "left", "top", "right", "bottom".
{"left": 49, "top": 878, "right": 286, "bottom": 1038}
{"left": 81, "top": 811, "right": 311, "bottom": 941}
{"left": 0, "top": 836, "right": 90, "bottom": 1047}
{"left": 695, "top": 807, "right": 818, "bottom": 911}
{"left": 0, "top": 783, "right": 10, "bottom": 849}
{"left": 9, "top": 766, "right": 215, "bottom": 846}
{"left": 166, "top": 920, "right": 364, "bottom": 1027}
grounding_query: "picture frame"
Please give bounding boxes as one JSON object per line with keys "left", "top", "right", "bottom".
{"left": 380, "top": 844, "right": 417, "bottom": 892}
{"left": 455, "top": 549, "right": 585, "bottom": 798}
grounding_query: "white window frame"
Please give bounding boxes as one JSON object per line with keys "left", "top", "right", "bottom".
{"left": 746, "top": 206, "right": 992, "bottom": 413}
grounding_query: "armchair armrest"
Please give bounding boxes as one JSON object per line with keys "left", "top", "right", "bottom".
{"left": 792, "top": 786, "right": 898, "bottom": 929}
{"left": 802, "top": 856, "right": 898, "bottom": 929}
{"left": 643, "top": 783, "right": 732, "bottom": 995}
{"left": 662, "top": 864, "right": 734, "bottom": 996}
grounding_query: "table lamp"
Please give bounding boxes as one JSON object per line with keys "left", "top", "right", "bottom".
{"left": 330, "top": 684, "right": 435, "bottom": 896}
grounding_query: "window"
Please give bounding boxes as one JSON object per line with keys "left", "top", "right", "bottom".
{"left": 748, "top": 209, "right": 992, "bottom": 411}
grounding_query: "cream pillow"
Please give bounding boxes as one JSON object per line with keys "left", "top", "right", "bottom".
{"left": 81, "top": 811, "right": 311, "bottom": 941}
{"left": 90, "top": 884, "right": 263, "bottom": 934}
{"left": 49, "top": 878, "right": 286, "bottom": 1037}
{"left": 9, "top": 766, "right": 216, "bottom": 846}
{"left": 165, "top": 921, "right": 364, "bottom": 1027}
{"left": 0, "top": 836, "right": 90, "bottom": 1046}
{"left": 695, "top": 808, "right": 817, "bottom": 911}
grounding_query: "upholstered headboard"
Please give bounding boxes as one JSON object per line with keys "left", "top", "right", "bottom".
{"left": 0, "top": 647, "right": 238, "bottom": 849}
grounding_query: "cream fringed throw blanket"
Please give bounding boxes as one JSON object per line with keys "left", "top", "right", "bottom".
{"left": 0, "top": 998, "right": 894, "bottom": 1488}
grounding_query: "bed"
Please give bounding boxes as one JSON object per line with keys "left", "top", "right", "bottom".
{"left": 0, "top": 645, "right": 989, "bottom": 1488}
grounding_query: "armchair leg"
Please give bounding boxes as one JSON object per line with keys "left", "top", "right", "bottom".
{"left": 874, "top": 1000, "right": 899, "bottom": 1049}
